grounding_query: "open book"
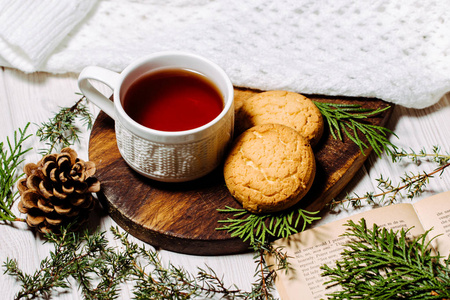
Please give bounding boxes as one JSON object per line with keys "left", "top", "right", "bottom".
{"left": 268, "top": 191, "right": 450, "bottom": 300}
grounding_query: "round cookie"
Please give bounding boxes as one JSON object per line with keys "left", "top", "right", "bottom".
{"left": 224, "top": 123, "right": 316, "bottom": 214}
{"left": 236, "top": 90, "right": 324, "bottom": 146}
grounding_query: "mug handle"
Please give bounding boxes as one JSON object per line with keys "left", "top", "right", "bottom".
{"left": 78, "top": 66, "right": 120, "bottom": 120}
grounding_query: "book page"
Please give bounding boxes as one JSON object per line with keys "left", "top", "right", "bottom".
{"left": 268, "top": 203, "right": 426, "bottom": 300}
{"left": 413, "top": 191, "right": 450, "bottom": 257}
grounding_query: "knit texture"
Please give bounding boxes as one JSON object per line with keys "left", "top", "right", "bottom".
{"left": 1, "top": 0, "right": 449, "bottom": 108}
{"left": 0, "top": 0, "right": 96, "bottom": 72}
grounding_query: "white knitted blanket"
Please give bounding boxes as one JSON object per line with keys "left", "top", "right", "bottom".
{"left": 0, "top": 0, "right": 449, "bottom": 108}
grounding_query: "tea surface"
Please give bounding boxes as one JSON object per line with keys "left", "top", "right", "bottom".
{"left": 123, "top": 68, "right": 223, "bottom": 131}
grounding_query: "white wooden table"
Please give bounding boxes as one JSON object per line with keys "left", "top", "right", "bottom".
{"left": 0, "top": 66, "right": 449, "bottom": 299}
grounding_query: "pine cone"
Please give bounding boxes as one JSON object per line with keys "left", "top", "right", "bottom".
{"left": 17, "top": 148, "right": 101, "bottom": 234}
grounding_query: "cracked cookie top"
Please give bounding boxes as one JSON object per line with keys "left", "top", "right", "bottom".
{"left": 236, "top": 90, "right": 324, "bottom": 146}
{"left": 224, "top": 123, "right": 316, "bottom": 214}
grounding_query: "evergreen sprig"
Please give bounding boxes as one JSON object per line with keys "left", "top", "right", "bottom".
{"left": 0, "top": 123, "right": 32, "bottom": 222}
{"left": 247, "top": 241, "right": 284, "bottom": 300}
{"left": 321, "top": 218, "right": 450, "bottom": 299}
{"left": 4, "top": 225, "right": 290, "bottom": 299}
{"left": 216, "top": 206, "right": 321, "bottom": 244}
{"left": 313, "top": 101, "right": 397, "bottom": 157}
{"left": 36, "top": 95, "right": 93, "bottom": 155}
{"left": 329, "top": 147, "right": 450, "bottom": 208}
{"left": 391, "top": 145, "right": 450, "bottom": 165}
{"left": 4, "top": 224, "right": 135, "bottom": 300}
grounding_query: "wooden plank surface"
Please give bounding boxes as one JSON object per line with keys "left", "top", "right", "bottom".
{"left": 88, "top": 88, "right": 393, "bottom": 255}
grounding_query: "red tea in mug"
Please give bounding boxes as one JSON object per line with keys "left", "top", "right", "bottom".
{"left": 123, "top": 68, "right": 224, "bottom": 131}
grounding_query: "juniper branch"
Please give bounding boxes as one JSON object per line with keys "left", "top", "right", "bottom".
{"left": 217, "top": 206, "right": 321, "bottom": 244}
{"left": 4, "top": 225, "right": 289, "bottom": 299}
{"left": 321, "top": 219, "right": 450, "bottom": 299}
{"left": 0, "top": 123, "right": 32, "bottom": 222}
{"left": 329, "top": 147, "right": 450, "bottom": 208}
{"left": 36, "top": 95, "right": 93, "bottom": 155}
{"left": 391, "top": 145, "right": 450, "bottom": 165}
{"left": 313, "top": 101, "right": 397, "bottom": 157}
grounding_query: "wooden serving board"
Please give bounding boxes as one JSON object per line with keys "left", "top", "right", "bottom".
{"left": 89, "top": 88, "right": 393, "bottom": 255}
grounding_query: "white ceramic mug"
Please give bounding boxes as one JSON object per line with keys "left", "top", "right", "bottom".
{"left": 78, "top": 51, "right": 234, "bottom": 182}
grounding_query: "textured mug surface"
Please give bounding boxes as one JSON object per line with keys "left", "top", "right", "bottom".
{"left": 78, "top": 51, "right": 234, "bottom": 182}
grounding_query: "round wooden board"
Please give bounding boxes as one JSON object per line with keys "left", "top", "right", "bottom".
{"left": 89, "top": 88, "right": 393, "bottom": 255}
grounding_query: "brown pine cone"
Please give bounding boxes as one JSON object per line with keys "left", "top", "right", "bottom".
{"left": 16, "top": 148, "right": 101, "bottom": 234}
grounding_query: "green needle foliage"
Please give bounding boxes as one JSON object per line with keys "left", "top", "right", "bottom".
{"left": 216, "top": 206, "right": 321, "bottom": 244}
{"left": 392, "top": 145, "right": 450, "bottom": 165}
{"left": 247, "top": 241, "right": 288, "bottom": 300}
{"left": 4, "top": 225, "right": 289, "bottom": 299}
{"left": 36, "top": 95, "right": 93, "bottom": 155}
{"left": 313, "top": 101, "right": 397, "bottom": 157}
{"left": 4, "top": 225, "right": 137, "bottom": 299}
{"left": 329, "top": 146, "right": 450, "bottom": 209}
{"left": 321, "top": 218, "right": 450, "bottom": 299}
{"left": 0, "top": 123, "right": 32, "bottom": 222}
